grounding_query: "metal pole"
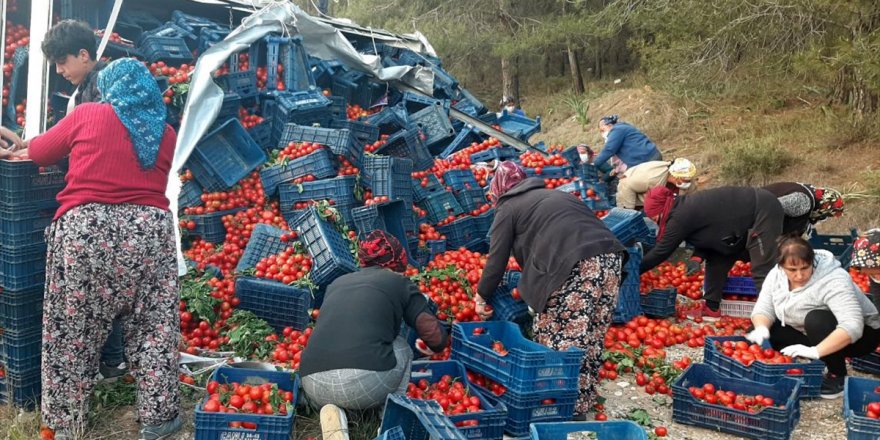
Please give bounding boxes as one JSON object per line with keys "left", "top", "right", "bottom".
{"left": 24, "top": 0, "right": 52, "bottom": 138}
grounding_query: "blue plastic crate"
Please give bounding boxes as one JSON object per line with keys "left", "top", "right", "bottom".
{"left": 436, "top": 216, "right": 478, "bottom": 250}
{"left": 58, "top": 0, "right": 112, "bottom": 29}
{"left": 439, "top": 126, "right": 483, "bottom": 159}
{"left": 363, "top": 156, "right": 414, "bottom": 204}
{"left": 723, "top": 276, "right": 758, "bottom": 296}
{"left": 139, "top": 22, "right": 197, "bottom": 47}
{"left": 455, "top": 188, "right": 487, "bottom": 214}
{"left": 613, "top": 246, "right": 643, "bottom": 324}
{"left": 409, "top": 360, "right": 507, "bottom": 439}
{"left": 278, "top": 125, "right": 363, "bottom": 168}
{"left": 235, "top": 224, "right": 294, "bottom": 273}
{"left": 361, "top": 106, "right": 410, "bottom": 136}
{"left": 272, "top": 91, "right": 334, "bottom": 142}
{"left": 173, "top": 10, "right": 226, "bottom": 34}
{"left": 332, "top": 70, "right": 375, "bottom": 107}
{"left": 0, "top": 329, "right": 41, "bottom": 373}
{"left": 470, "top": 147, "right": 520, "bottom": 164}
{"left": 351, "top": 200, "right": 411, "bottom": 250}
{"left": 401, "top": 92, "right": 448, "bottom": 114}
{"left": 181, "top": 208, "right": 243, "bottom": 244}
{"left": 452, "top": 87, "right": 487, "bottom": 115}
{"left": 234, "top": 276, "right": 312, "bottom": 331}
{"left": 529, "top": 421, "right": 648, "bottom": 440}
{"left": 379, "top": 394, "right": 467, "bottom": 440}
{"left": 601, "top": 208, "right": 653, "bottom": 246}
{"left": 278, "top": 176, "right": 358, "bottom": 211}
{"left": 502, "top": 270, "right": 521, "bottom": 289}
{"left": 555, "top": 180, "right": 607, "bottom": 203}
{"left": 179, "top": 179, "right": 203, "bottom": 209}
{"left": 523, "top": 165, "right": 575, "bottom": 179}
{"left": 497, "top": 110, "right": 541, "bottom": 141}
{"left": 412, "top": 174, "right": 444, "bottom": 202}
{"left": 703, "top": 335, "right": 825, "bottom": 399}
{"left": 0, "top": 244, "right": 47, "bottom": 291}
{"left": 640, "top": 287, "right": 677, "bottom": 318}
{"left": 489, "top": 285, "right": 530, "bottom": 325}
{"left": 852, "top": 351, "right": 880, "bottom": 375}
{"left": 197, "top": 27, "right": 229, "bottom": 55}
{"left": 281, "top": 201, "right": 359, "bottom": 233}
{"left": 474, "top": 208, "right": 495, "bottom": 238}
{"left": 419, "top": 191, "right": 464, "bottom": 225}
{"left": 442, "top": 170, "right": 480, "bottom": 191}
{"left": 478, "top": 384, "right": 578, "bottom": 438}
{"left": 260, "top": 149, "right": 338, "bottom": 196}
{"left": 375, "top": 128, "right": 434, "bottom": 172}
{"left": 374, "top": 426, "right": 405, "bottom": 440}
{"left": 672, "top": 363, "right": 801, "bottom": 440}
{"left": 576, "top": 164, "right": 600, "bottom": 181}
{"left": 329, "top": 120, "right": 380, "bottom": 147}
{"left": 0, "top": 287, "right": 42, "bottom": 332}
{"left": 291, "top": 207, "right": 359, "bottom": 287}
{"left": 0, "top": 203, "right": 58, "bottom": 248}
{"left": 810, "top": 229, "right": 858, "bottom": 269}
{"left": 217, "top": 93, "right": 241, "bottom": 121}
{"left": 140, "top": 35, "right": 193, "bottom": 66}
{"left": 195, "top": 367, "right": 298, "bottom": 440}
{"left": 844, "top": 376, "right": 880, "bottom": 440}
{"left": 451, "top": 321, "right": 583, "bottom": 395}
{"left": 264, "top": 35, "right": 316, "bottom": 92}
{"left": 410, "top": 103, "right": 455, "bottom": 150}
{"left": 217, "top": 70, "right": 259, "bottom": 102}
{"left": 0, "top": 370, "right": 41, "bottom": 409}
{"left": 0, "top": 160, "right": 66, "bottom": 207}
{"left": 430, "top": 66, "right": 459, "bottom": 99}
{"left": 248, "top": 121, "right": 273, "bottom": 151}
{"left": 187, "top": 119, "right": 267, "bottom": 192}
{"left": 413, "top": 239, "right": 446, "bottom": 269}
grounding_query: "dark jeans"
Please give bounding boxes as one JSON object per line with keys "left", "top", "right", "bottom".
{"left": 768, "top": 309, "right": 880, "bottom": 377}
{"left": 101, "top": 318, "right": 125, "bottom": 366}
{"left": 702, "top": 189, "right": 783, "bottom": 310}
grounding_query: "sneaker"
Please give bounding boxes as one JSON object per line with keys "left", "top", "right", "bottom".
{"left": 320, "top": 404, "right": 350, "bottom": 440}
{"left": 700, "top": 303, "right": 722, "bottom": 322}
{"left": 139, "top": 414, "right": 183, "bottom": 440}
{"left": 98, "top": 362, "right": 128, "bottom": 381}
{"left": 821, "top": 374, "right": 845, "bottom": 399}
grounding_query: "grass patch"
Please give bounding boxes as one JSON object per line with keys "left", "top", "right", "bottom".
{"left": 718, "top": 139, "right": 795, "bottom": 185}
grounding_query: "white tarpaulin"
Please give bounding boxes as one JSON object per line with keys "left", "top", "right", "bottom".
{"left": 167, "top": 2, "right": 438, "bottom": 275}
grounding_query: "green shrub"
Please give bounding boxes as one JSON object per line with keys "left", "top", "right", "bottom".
{"left": 719, "top": 140, "right": 796, "bottom": 185}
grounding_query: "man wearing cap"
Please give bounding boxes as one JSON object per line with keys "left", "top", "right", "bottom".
{"left": 615, "top": 158, "right": 698, "bottom": 210}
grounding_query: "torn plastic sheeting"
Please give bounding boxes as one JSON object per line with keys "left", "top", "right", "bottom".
{"left": 167, "top": 2, "right": 437, "bottom": 276}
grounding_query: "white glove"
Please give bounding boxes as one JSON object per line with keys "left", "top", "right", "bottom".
{"left": 745, "top": 326, "right": 770, "bottom": 345}
{"left": 780, "top": 344, "right": 820, "bottom": 360}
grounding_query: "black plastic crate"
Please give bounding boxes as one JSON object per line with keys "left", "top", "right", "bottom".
{"left": 234, "top": 276, "right": 312, "bottom": 331}
{"left": 140, "top": 35, "right": 193, "bottom": 66}
{"left": 277, "top": 125, "right": 363, "bottom": 168}
{"left": 363, "top": 156, "right": 414, "bottom": 204}
{"left": 186, "top": 119, "right": 267, "bottom": 192}
{"left": 410, "top": 103, "right": 455, "bottom": 150}
{"left": 375, "top": 128, "right": 434, "bottom": 171}
{"left": 291, "top": 207, "right": 359, "bottom": 287}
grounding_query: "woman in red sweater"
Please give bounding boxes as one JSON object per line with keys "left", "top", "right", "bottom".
{"left": 1, "top": 58, "right": 181, "bottom": 440}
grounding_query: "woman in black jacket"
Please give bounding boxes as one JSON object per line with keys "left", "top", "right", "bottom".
{"left": 475, "top": 161, "right": 626, "bottom": 416}
{"left": 640, "top": 186, "right": 785, "bottom": 320}
{"left": 763, "top": 182, "right": 844, "bottom": 236}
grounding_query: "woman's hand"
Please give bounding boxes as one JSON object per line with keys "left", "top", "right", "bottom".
{"left": 0, "top": 126, "right": 24, "bottom": 151}
{"left": 474, "top": 294, "right": 494, "bottom": 320}
{"left": 780, "top": 344, "right": 820, "bottom": 360}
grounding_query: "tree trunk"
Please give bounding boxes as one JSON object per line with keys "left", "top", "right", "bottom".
{"left": 833, "top": 66, "right": 878, "bottom": 114}
{"left": 567, "top": 44, "right": 584, "bottom": 94}
{"left": 501, "top": 56, "right": 521, "bottom": 103}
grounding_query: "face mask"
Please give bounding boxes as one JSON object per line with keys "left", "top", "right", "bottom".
{"left": 676, "top": 182, "right": 692, "bottom": 189}
{"left": 601, "top": 131, "right": 609, "bottom": 140}
{"left": 871, "top": 275, "right": 880, "bottom": 284}
{"left": 579, "top": 153, "right": 591, "bottom": 162}
{"left": 505, "top": 106, "right": 515, "bottom": 112}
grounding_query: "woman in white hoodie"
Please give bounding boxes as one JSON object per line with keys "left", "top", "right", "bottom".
{"left": 746, "top": 234, "right": 880, "bottom": 399}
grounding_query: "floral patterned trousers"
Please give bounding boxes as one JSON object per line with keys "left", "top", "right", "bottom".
{"left": 533, "top": 253, "right": 623, "bottom": 415}
{"left": 41, "top": 203, "right": 180, "bottom": 432}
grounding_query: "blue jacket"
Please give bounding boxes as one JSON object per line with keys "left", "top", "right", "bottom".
{"left": 593, "top": 122, "right": 659, "bottom": 168}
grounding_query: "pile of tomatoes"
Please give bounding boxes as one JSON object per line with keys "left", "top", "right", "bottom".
{"left": 181, "top": 172, "right": 266, "bottom": 216}
{"left": 337, "top": 156, "right": 359, "bottom": 176}
{"left": 518, "top": 150, "right": 571, "bottom": 173}
{"left": 417, "top": 223, "right": 446, "bottom": 247}
{"left": 405, "top": 375, "right": 484, "bottom": 423}
{"left": 466, "top": 370, "right": 507, "bottom": 396}
{"left": 728, "top": 260, "right": 752, "bottom": 277}
{"left": 201, "top": 381, "right": 295, "bottom": 417}
{"left": 687, "top": 383, "right": 781, "bottom": 412}
{"left": 276, "top": 141, "right": 327, "bottom": 162}
{"left": 851, "top": 268, "right": 872, "bottom": 293}
{"left": 714, "top": 340, "right": 799, "bottom": 367}
{"left": 253, "top": 245, "right": 312, "bottom": 285}
{"left": 861, "top": 391, "right": 880, "bottom": 419}
{"left": 639, "top": 261, "right": 704, "bottom": 300}
{"left": 365, "top": 138, "right": 387, "bottom": 153}
{"left": 269, "top": 326, "right": 313, "bottom": 370}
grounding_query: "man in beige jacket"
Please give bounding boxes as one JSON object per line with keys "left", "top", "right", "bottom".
{"left": 616, "top": 158, "right": 697, "bottom": 209}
